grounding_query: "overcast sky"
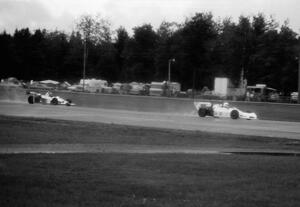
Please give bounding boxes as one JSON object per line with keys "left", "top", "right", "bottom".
{"left": 0, "top": 0, "right": 299, "bottom": 35}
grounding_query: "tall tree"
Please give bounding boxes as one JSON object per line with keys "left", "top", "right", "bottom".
{"left": 44, "top": 31, "right": 69, "bottom": 80}
{"left": 114, "top": 27, "right": 129, "bottom": 81}
{"left": 63, "top": 32, "right": 83, "bottom": 82}
{"left": 76, "top": 14, "right": 112, "bottom": 86}
{"left": 276, "top": 22, "right": 299, "bottom": 93}
{"left": 172, "top": 12, "right": 218, "bottom": 89}
{"left": 124, "top": 24, "right": 158, "bottom": 82}
{"left": 0, "top": 31, "right": 16, "bottom": 78}
{"left": 30, "top": 29, "right": 47, "bottom": 79}
{"left": 154, "top": 21, "right": 180, "bottom": 81}
{"left": 212, "top": 17, "right": 237, "bottom": 79}
{"left": 13, "top": 28, "right": 33, "bottom": 80}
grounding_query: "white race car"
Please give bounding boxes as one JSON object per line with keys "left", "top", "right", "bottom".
{"left": 27, "top": 91, "right": 75, "bottom": 106}
{"left": 194, "top": 102, "right": 257, "bottom": 120}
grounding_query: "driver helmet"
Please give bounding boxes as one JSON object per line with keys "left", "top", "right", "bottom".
{"left": 46, "top": 91, "right": 53, "bottom": 97}
{"left": 223, "top": 102, "right": 229, "bottom": 107}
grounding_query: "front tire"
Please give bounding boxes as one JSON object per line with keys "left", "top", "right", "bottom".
{"left": 28, "top": 96, "right": 34, "bottom": 104}
{"left": 66, "top": 99, "right": 72, "bottom": 106}
{"left": 230, "top": 110, "right": 239, "bottom": 119}
{"left": 51, "top": 98, "right": 58, "bottom": 105}
{"left": 198, "top": 108, "right": 207, "bottom": 117}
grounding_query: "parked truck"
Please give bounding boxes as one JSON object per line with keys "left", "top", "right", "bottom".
{"left": 149, "top": 81, "right": 181, "bottom": 97}
{"left": 246, "top": 84, "right": 279, "bottom": 102}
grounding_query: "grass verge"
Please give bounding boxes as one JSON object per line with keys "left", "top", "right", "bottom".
{"left": 0, "top": 115, "right": 300, "bottom": 206}
{"left": 0, "top": 153, "right": 300, "bottom": 207}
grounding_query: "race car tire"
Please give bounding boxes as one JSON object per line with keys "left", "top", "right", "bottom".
{"left": 28, "top": 96, "right": 34, "bottom": 104}
{"left": 51, "top": 98, "right": 58, "bottom": 105}
{"left": 198, "top": 108, "right": 207, "bottom": 117}
{"left": 34, "top": 96, "right": 41, "bottom": 103}
{"left": 230, "top": 110, "right": 239, "bottom": 119}
{"left": 65, "top": 99, "right": 72, "bottom": 106}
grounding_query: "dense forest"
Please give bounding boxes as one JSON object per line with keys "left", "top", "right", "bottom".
{"left": 0, "top": 13, "right": 299, "bottom": 93}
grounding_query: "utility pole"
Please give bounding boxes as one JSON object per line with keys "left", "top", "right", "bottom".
{"left": 168, "top": 58, "right": 175, "bottom": 83}
{"left": 192, "top": 67, "right": 196, "bottom": 99}
{"left": 298, "top": 52, "right": 300, "bottom": 103}
{"left": 240, "top": 66, "right": 244, "bottom": 88}
{"left": 82, "top": 39, "right": 87, "bottom": 92}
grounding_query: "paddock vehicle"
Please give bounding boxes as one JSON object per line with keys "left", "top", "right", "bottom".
{"left": 194, "top": 102, "right": 257, "bottom": 120}
{"left": 27, "top": 91, "right": 75, "bottom": 106}
{"left": 290, "top": 92, "right": 298, "bottom": 103}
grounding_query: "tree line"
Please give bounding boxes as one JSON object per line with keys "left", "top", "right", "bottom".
{"left": 0, "top": 13, "right": 299, "bottom": 93}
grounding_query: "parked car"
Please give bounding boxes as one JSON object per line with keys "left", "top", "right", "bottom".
{"left": 291, "top": 92, "right": 298, "bottom": 103}
{"left": 112, "top": 83, "right": 122, "bottom": 94}
{"left": 68, "top": 84, "right": 84, "bottom": 92}
{"left": 101, "top": 86, "right": 113, "bottom": 94}
{"left": 149, "top": 81, "right": 166, "bottom": 96}
{"left": 129, "top": 82, "right": 142, "bottom": 95}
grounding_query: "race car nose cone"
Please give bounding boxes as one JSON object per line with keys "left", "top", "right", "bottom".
{"left": 251, "top": 113, "right": 258, "bottom": 119}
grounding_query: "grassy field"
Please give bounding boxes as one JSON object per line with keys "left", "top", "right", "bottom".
{"left": 0, "top": 115, "right": 300, "bottom": 206}
{"left": 1, "top": 154, "right": 300, "bottom": 207}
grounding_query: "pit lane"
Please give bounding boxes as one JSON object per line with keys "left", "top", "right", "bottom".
{"left": 1, "top": 101, "right": 300, "bottom": 140}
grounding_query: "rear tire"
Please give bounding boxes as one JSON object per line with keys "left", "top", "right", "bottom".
{"left": 230, "top": 110, "right": 239, "bottom": 119}
{"left": 51, "top": 98, "right": 58, "bottom": 105}
{"left": 198, "top": 108, "right": 207, "bottom": 117}
{"left": 28, "top": 96, "right": 34, "bottom": 104}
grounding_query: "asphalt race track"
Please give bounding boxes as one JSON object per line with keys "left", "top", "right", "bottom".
{"left": 1, "top": 101, "right": 300, "bottom": 140}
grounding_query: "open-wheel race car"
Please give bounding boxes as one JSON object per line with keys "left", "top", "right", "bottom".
{"left": 27, "top": 91, "right": 75, "bottom": 106}
{"left": 194, "top": 102, "right": 257, "bottom": 120}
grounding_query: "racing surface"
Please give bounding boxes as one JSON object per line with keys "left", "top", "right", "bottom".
{"left": 1, "top": 101, "right": 300, "bottom": 140}
{"left": 1, "top": 144, "right": 299, "bottom": 156}
{"left": 3, "top": 86, "right": 300, "bottom": 122}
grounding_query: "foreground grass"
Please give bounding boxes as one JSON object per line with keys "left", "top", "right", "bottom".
{"left": 0, "top": 115, "right": 300, "bottom": 206}
{"left": 0, "top": 153, "right": 300, "bottom": 207}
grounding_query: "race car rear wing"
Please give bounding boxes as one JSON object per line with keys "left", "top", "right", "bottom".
{"left": 194, "top": 102, "right": 213, "bottom": 110}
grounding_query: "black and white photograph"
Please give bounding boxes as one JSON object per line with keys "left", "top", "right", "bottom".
{"left": 0, "top": 0, "right": 300, "bottom": 206}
